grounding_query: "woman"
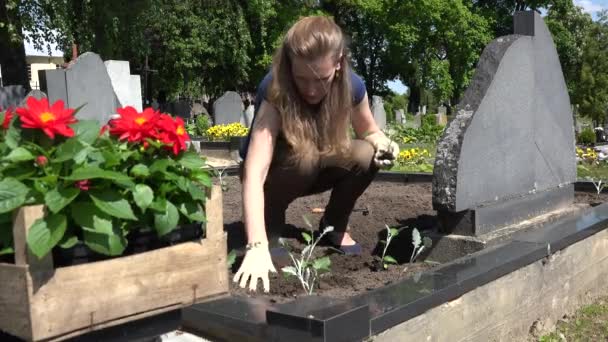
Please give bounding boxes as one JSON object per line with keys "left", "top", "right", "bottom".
{"left": 234, "top": 16, "right": 399, "bottom": 292}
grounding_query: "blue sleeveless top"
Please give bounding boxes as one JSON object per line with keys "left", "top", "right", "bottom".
{"left": 239, "top": 70, "right": 367, "bottom": 160}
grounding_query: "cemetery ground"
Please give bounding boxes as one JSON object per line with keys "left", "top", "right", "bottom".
{"left": 221, "top": 174, "right": 608, "bottom": 304}
{"left": 539, "top": 296, "right": 608, "bottom": 341}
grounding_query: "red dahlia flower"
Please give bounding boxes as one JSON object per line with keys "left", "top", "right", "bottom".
{"left": 15, "top": 97, "right": 77, "bottom": 139}
{"left": 157, "top": 114, "right": 189, "bottom": 155}
{"left": 109, "top": 106, "right": 160, "bottom": 143}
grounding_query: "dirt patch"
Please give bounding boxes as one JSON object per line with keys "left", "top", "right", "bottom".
{"left": 222, "top": 176, "right": 608, "bottom": 302}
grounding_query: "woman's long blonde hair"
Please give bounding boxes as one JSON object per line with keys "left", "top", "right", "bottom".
{"left": 267, "top": 16, "right": 353, "bottom": 169}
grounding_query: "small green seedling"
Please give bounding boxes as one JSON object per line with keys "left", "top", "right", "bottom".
{"left": 589, "top": 178, "right": 606, "bottom": 198}
{"left": 379, "top": 224, "right": 403, "bottom": 270}
{"left": 280, "top": 215, "right": 333, "bottom": 295}
{"left": 410, "top": 228, "right": 432, "bottom": 263}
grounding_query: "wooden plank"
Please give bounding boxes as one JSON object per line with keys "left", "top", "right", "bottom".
{"left": 0, "top": 264, "right": 33, "bottom": 340}
{"left": 205, "top": 184, "right": 224, "bottom": 241}
{"left": 28, "top": 236, "right": 228, "bottom": 341}
{"left": 12, "top": 205, "right": 54, "bottom": 272}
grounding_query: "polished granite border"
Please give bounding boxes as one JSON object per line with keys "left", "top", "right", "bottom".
{"left": 181, "top": 201, "right": 608, "bottom": 341}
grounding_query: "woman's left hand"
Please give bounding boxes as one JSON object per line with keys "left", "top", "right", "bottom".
{"left": 364, "top": 131, "right": 400, "bottom": 168}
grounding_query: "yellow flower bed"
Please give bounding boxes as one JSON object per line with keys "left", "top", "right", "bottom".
{"left": 577, "top": 147, "right": 598, "bottom": 164}
{"left": 397, "top": 147, "right": 431, "bottom": 165}
{"left": 206, "top": 122, "right": 249, "bottom": 141}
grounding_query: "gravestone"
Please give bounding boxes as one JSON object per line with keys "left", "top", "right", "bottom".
{"left": 371, "top": 95, "right": 386, "bottom": 130}
{"left": 39, "top": 52, "right": 120, "bottom": 124}
{"left": 422, "top": 105, "right": 427, "bottom": 115}
{"left": 411, "top": 113, "right": 421, "bottom": 128}
{"left": 0, "top": 85, "right": 26, "bottom": 109}
{"left": 104, "top": 60, "right": 143, "bottom": 111}
{"left": 191, "top": 102, "right": 208, "bottom": 117}
{"left": 435, "top": 113, "right": 447, "bottom": 126}
{"left": 241, "top": 104, "right": 254, "bottom": 128}
{"left": 438, "top": 105, "right": 447, "bottom": 116}
{"left": 432, "top": 11, "right": 575, "bottom": 236}
{"left": 395, "top": 109, "right": 405, "bottom": 124}
{"left": 18, "top": 90, "right": 47, "bottom": 106}
{"left": 213, "top": 91, "right": 243, "bottom": 125}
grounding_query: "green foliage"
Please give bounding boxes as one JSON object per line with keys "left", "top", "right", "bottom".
{"left": 280, "top": 215, "right": 333, "bottom": 295}
{"left": 383, "top": 92, "right": 409, "bottom": 123}
{"left": 0, "top": 102, "right": 211, "bottom": 259}
{"left": 578, "top": 128, "right": 597, "bottom": 145}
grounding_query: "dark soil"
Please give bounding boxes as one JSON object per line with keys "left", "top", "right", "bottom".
{"left": 223, "top": 175, "right": 608, "bottom": 303}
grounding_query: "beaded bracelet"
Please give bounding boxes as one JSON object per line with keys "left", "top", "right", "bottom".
{"left": 246, "top": 241, "right": 267, "bottom": 250}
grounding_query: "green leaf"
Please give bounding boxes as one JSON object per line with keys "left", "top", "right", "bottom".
{"left": 188, "top": 183, "right": 206, "bottom": 201}
{"left": 72, "top": 201, "right": 105, "bottom": 227}
{"left": 66, "top": 166, "right": 132, "bottom": 182}
{"left": 312, "top": 256, "right": 331, "bottom": 271}
{"left": 149, "top": 159, "right": 176, "bottom": 174}
{"left": 149, "top": 197, "right": 167, "bottom": 212}
{"left": 4, "top": 147, "right": 34, "bottom": 162}
{"left": 282, "top": 266, "right": 298, "bottom": 277}
{"left": 101, "top": 150, "right": 120, "bottom": 167}
{"left": 133, "top": 184, "right": 154, "bottom": 211}
{"left": 176, "top": 176, "right": 190, "bottom": 192}
{"left": 89, "top": 190, "right": 137, "bottom": 220}
{"left": 58, "top": 234, "right": 79, "bottom": 249}
{"left": 5, "top": 119, "right": 21, "bottom": 149}
{"left": 0, "top": 178, "right": 29, "bottom": 214}
{"left": 301, "top": 231, "right": 312, "bottom": 244}
{"left": 53, "top": 138, "right": 84, "bottom": 163}
{"left": 178, "top": 201, "right": 206, "bottom": 222}
{"left": 389, "top": 228, "right": 400, "bottom": 237}
{"left": 130, "top": 164, "right": 150, "bottom": 177}
{"left": 192, "top": 171, "right": 212, "bottom": 187}
{"left": 178, "top": 151, "right": 206, "bottom": 169}
{"left": 45, "top": 187, "right": 80, "bottom": 213}
{"left": 26, "top": 214, "right": 67, "bottom": 259}
{"left": 153, "top": 200, "right": 179, "bottom": 236}
{"left": 72, "top": 120, "right": 101, "bottom": 145}
{"left": 227, "top": 250, "right": 237, "bottom": 267}
{"left": 83, "top": 224, "right": 127, "bottom": 256}
{"left": 383, "top": 255, "right": 398, "bottom": 264}
{"left": 412, "top": 228, "right": 422, "bottom": 248}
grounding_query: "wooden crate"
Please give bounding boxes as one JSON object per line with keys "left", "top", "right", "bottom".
{"left": 0, "top": 185, "right": 228, "bottom": 341}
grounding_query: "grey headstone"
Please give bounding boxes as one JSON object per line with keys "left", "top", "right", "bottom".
{"left": 39, "top": 69, "right": 67, "bottom": 105}
{"left": 0, "top": 85, "right": 26, "bottom": 109}
{"left": 432, "top": 11, "right": 575, "bottom": 235}
{"left": 18, "top": 90, "right": 47, "bottom": 107}
{"left": 395, "top": 109, "right": 405, "bottom": 124}
{"left": 213, "top": 91, "right": 243, "bottom": 125}
{"left": 191, "top": 103, "right": 208, "bottom": 117}
{"left": 371, "top": 95, "right": 386, "bottom": 130}
{"left": 435, "top": 113, "right": 447, "bottom": 126}
{"left": 40, "top": 52, "right": 120, "bottom": 124}
{"left": 241, "top": 104, "right": 254, "bottom": 128}
{"left": 422, "top": 105, "right": 427, "bottom": 115}
{"left": 104, "top": 60, "right": 143, "bottom": 111}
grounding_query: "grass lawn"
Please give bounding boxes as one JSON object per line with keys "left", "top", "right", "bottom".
{"left": 577, "top": 164, "right": 608, "bottom": 180}
{"left": 539, "top": 297, "right": 608, "bottom": 341}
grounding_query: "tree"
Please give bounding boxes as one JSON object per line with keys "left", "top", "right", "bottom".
{"left": 576, "top": 11, "right": 608, "bottom": 125}
{"left": 545, "top": 0, "right": 593, "bottom": 99}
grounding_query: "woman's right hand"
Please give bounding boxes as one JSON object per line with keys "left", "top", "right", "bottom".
{"left": 233, "top": 242, "right": 277, "bottom": 292}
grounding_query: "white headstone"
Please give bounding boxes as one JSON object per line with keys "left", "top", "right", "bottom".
{"left": 371, "top": 95, "right": 386, "bottom": 130}
{"left": 395, "top": 109, "right": 405, "bottom": 124}
{"left": 104, "top": 60, "right": 143, "bottom": 111}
